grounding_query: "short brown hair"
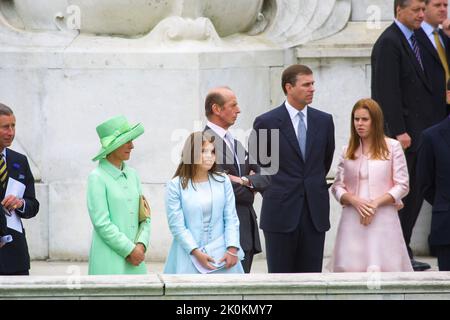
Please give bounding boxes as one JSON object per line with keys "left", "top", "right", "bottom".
{"left": 394, "top": 0, "right": 425, "bottom": 16}
{"left": 281, "top": 65, "right": 313, "bottom": 95}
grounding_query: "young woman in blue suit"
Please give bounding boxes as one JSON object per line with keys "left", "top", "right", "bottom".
{"left": 164, "top": 132, "right": 244, "bottom": 274}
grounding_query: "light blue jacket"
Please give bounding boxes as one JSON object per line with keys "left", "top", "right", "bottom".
{"left": 163, "top": 173, "right": 244, "bottom": 274}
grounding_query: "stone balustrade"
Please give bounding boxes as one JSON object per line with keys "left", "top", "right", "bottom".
{"left": 2, "top": 272, "right": 450, "bottom": 299}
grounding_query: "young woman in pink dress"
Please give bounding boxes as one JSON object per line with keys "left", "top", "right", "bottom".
{"left": 329, "top": 98, "right": 413, "bottom": 272}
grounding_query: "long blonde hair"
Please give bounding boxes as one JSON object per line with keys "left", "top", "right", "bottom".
{"left": 346, "top": 98, "right": 389, "bottom": 160}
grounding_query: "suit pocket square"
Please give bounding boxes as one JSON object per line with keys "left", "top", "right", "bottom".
{"left": 18, "top": 174, "right": 25, "bottom": 180}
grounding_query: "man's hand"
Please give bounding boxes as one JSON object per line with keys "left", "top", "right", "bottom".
{"left": 1, "top": 196, "right": 24, "bottom": 212}
{"left": 396, "top": 133, "right": 411, "bottom": 150}
{"left": 126, "top": 243, "right": 145, "bottom": 266}
{"left": 228, "top": 174, "right": 242, "bottom": 184}
{"left": 442, "top": 19, "right": 450, "bottom": 37}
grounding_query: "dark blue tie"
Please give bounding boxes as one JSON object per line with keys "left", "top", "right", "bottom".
{"left": 410, "top": 34, "right": 424, "bottom": 70}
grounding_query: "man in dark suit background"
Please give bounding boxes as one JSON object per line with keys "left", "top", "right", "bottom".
{"left": 371, "top": 0, "right": 447, "bottom": 271}
{"left": 416, "top": 0, "right": 450, "bottom": 116}
{"left": 204, "top": 86, "right": 269, "bottom": 273}
{"left": 416, "top": 80, "right": 450, "bottom": 271}
{"left": 0, "top": 103, "right": 39, "bottom": 275}
{"left": 253, "top": 64, "right": 335, "bottom": 273}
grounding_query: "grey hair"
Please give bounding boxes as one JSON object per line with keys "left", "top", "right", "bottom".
{"left": 0, "top": 103, "right": 14, "bottom": 116}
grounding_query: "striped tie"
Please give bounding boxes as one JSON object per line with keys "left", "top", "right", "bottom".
{"left": 410, "top": 34, "right": 424, "bottom": 70}
{"left": 0, "top": 154, "right": 7, "bottom": 190}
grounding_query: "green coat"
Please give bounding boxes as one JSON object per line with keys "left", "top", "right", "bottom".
{"left": 87, "top": 159, "right": 151, "bottom": 275}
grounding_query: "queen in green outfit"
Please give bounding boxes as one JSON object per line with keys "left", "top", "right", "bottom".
{"left": 87, "top": 115, "right": 151, "bottom": 275}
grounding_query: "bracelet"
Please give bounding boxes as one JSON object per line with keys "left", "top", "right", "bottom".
{"left": 226, "top": 250, "right": 239, "bottom": 257}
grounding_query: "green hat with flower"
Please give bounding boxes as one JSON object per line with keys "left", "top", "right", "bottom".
{"left": 92, "top": 115, "right": 144, "bottom": 161}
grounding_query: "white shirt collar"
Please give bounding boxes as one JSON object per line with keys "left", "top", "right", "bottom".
{"left": 206, "top": 120, "right": 228, "bottom": 140}
{"left": 1, "top": 148, "right": 6, "bottom": 159}
{"left": 285, "top": 100, "right": 308, "bottom": 121}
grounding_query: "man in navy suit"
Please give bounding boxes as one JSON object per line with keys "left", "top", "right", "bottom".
{"left": 416, "top": 0, "right": 450, "bottom": 117}
{"left": 371, "top": 0, "right": 447, "bottom": 271}
{"left": 0, "top": 103, "right": 39, "bottom": 275}
{"left": 416, "top": 80, "right": 450, "bottom": 271}
{"left": 253, "top": 64, "right": 335, "bottom": 273}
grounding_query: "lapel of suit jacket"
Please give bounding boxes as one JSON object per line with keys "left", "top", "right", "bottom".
{"left": 416, "top": 28, "right": 442, "bottom": 66}
{"left": 305, "top": 107, "right": 319, "bottom": 162}
{"left": 234, "top": 139, "right": 247, "bottom": 175}
{"left": 204, "top": 125, "right": 239, "bottom": 175}
{"left": 440, "top": 29, "right": 450, "bottom": 58}
{"left": 5, "top": 148, "right": 16, "bottom": 181}
{"left": 278, "top": 104, "right": 303, "bottom": 160}
{"left": 439, "top": 118, "right": 450, "bottom": 149}
{"left": 393, "top": 24, "right": 432, "bottom": 92}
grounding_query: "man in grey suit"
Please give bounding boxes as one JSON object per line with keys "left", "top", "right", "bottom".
{"left": 204, "top": 86, "right": 269, "bottom": 273}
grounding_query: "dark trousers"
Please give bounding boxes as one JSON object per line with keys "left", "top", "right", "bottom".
{"left": 242, "top": 250, "right": 254, "bottom": 274}
{"left": 0, "top": 270, "right": 29, "bottom": 276}
{"left": 398, "top": 151, "right": 424, "bottom": 259}
{"left": 0, "top": 212, "right": 6, "bottom": 236}
{"left": 264, "top": 200, "right": 325, "bottom": 273}
{"left": 435, "top": 245, "right": 450, "bottom": 271}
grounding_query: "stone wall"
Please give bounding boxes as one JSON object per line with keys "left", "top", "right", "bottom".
{"left": 1, "top": 0, "right": 438, "bottom": 262}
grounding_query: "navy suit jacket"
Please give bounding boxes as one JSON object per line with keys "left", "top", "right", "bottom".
{"left": 417, "top": 117, "right": 450, "bottom": 246}
{"left": 0, "top": 148, "right": 39, "bottom": 273}
{"left": 371, "top": 23, "right": 444, "bottom": 151}
{"left": 253, "top": 104, "right": 335, "bottom": 233}
{"left": 0, "top": 206, "right": 6, "bottom": 236}
{"left": 415, "top": 27, "right": 450, "bottom": 117}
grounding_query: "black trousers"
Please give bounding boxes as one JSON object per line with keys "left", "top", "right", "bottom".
{"left": 264, "top": 199, "right": 325, "bottom": 273}
{"left": 0, "top": 270, "right": 29, "bottom": 276}
{"left": 435, "top": 245, "right": 450, "bottom": 271}
{"left": 0, "top": 211, "right": 6, "bottom": 236}
{"left": 242, "top": 250, "right": 254, "bottom": 274}
{"left": 398, "top": 151, "right": 424, "bottom": 259}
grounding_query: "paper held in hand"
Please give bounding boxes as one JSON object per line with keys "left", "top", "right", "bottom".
{"left": 190, "top": 235, "right": 244, "bottom": 274}
{"left": 5, "top": 177, "right": 25, "bottom": 234}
